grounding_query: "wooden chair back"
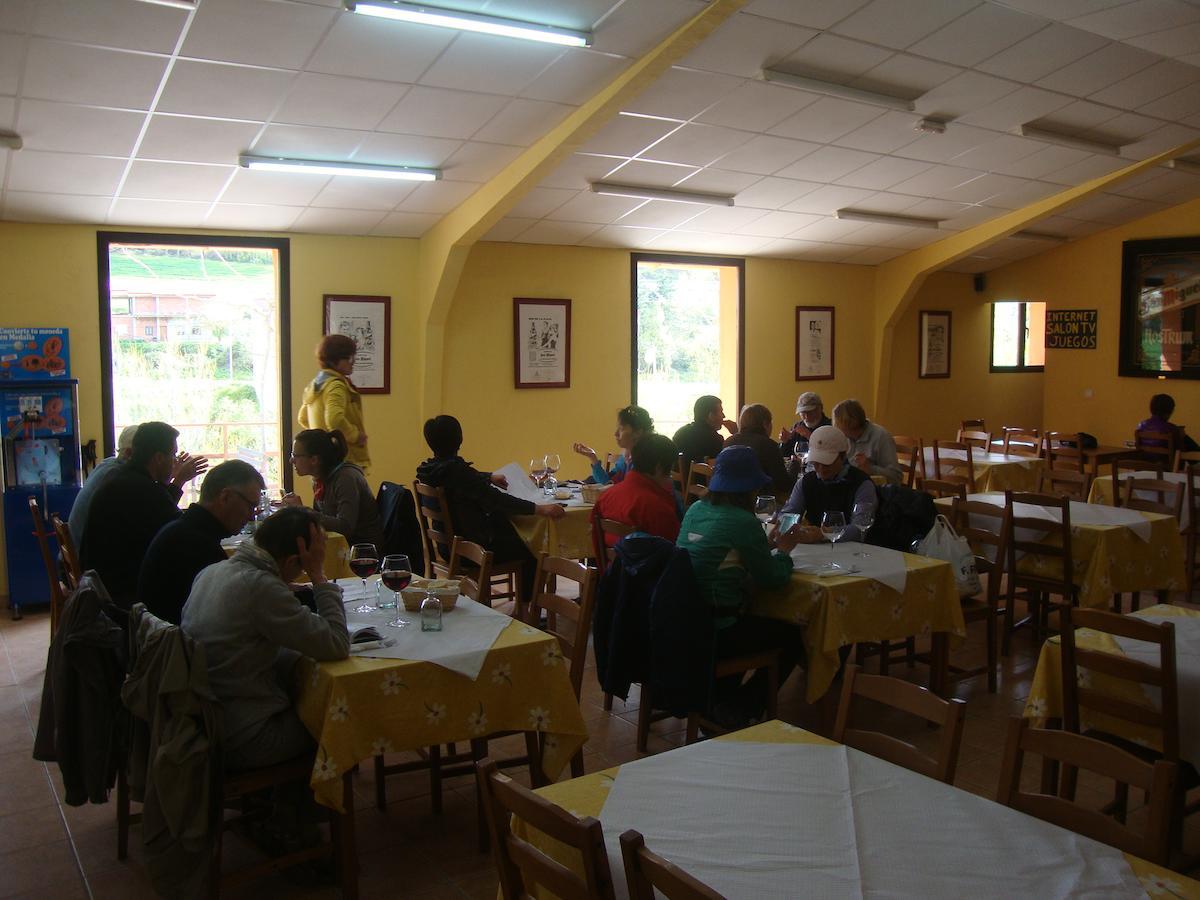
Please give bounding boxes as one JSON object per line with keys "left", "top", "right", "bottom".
{"left": 670, "top": 453, "right": 688, "bottom": 497}
{"left": 620, "top": 830, "right": 723, "bottom": 900}
{"left": 1174, "top": 450, "right": 1200, "bottom": 473}
{"left": 1136, "top": 429, "right": 1177, "bottom": 469}
{"left": 1001, "top": 426, "right": 1041, "bottom": 458}
{"left": 1004, "top": 490, "right": 1074, "bottom": 595}
{"left": 28, "top": 498, "right": 66, "bottom": 634}
{"left": 413, "top": 480, "right": 455, "bottom": 578}
{"left": 996, "top": 717, "right": 1176, "bottom": 866}
{"left": 684, "top": 462, "right": 712, "bottom": 506}
{"left": 930, "top": 440, "right": 976, "bottom": 493}
{"left": 1121, "top": 476, "right": 1185, "bottom": 521}
{"left": 476, "top": 758, "right": 616, "bottom": 900}
{"left": 447, "top": 536, "right": 494, "bottom": 605}
{"left": 1043, "top": 432, "right": 1085, "bottom": 473}
{"left": 960, "top": 418, "right": 986, "bottom": 433}
{"left": 1183, "top": 463, "right": 1200, "bottom": 594}
{"left": 529, "top": 555, "right": 598, "bottom": 697}
{"left": 919, "top": 477, "right": 966, "bottom": 502}
{"left": 50, "top": 511, "right": 82, "bottom": 592}
{"left": 1037, "top": 468, "right": 1091, "bottom": 501}
{"left": 892, "top": 435, "right": 921, "bottom": 488}
{"left": 832, "top": 665, "right": 966, "bottom": 784}
{"left": 956, "top": 429, "right": 991, "bottom": 451}
{"left": 951, "top": 497, "right": 1009, "bottom": 583}
{"left": 589, "top": 506, "right": 634, "bottom": 570}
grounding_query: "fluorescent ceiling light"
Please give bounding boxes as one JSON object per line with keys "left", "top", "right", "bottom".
{"left": 134, "top": 0, "right": 196, "bottom": 9}
{"left": 239, "top": 155, "right": 439, "bottom": 181}
{"left": 1166, "top": 157, "right": 1200, "bottom": 175}
{"left": 345, "top": 1, "right": 591, "bottom": 47}
{"left": 591, "top": 182, "right": 734, "bottom": 207}
{"left": 835, "top": 209, "right": 941, "bottom": 230}
{"left": 0, "top": 131, "right": 21, "bottom": 150}
{"left": 1014, "top": 230, "right": 1067, "bottom": 244}
{"left": 761, "top": 68, "right": 915, "bottom": 112}
{"left": 1016, "top": 124, "right": 1122, "bottom": 157}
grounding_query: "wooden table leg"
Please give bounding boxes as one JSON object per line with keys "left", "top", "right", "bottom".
{"left": 335, "top": 771, "right": 358, "bottom": 900}
{"left": 929, "top": 632, "right": 949, "bottom": 697}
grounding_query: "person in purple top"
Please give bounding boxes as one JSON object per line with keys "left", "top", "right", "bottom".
{"left": 1137, "top": 393, "right": 1198, "bottom": 452}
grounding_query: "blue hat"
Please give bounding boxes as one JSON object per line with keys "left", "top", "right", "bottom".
{"left": 709, "top": 446, "right": 773, "bottom": 493}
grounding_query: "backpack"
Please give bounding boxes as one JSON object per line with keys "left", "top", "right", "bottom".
{"left": 867, "top": 484, "right": 937, "bottom": 552}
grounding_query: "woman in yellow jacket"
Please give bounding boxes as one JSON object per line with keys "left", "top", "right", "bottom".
{"left": 298, "top": 334, "right": 370, "bottom": 472}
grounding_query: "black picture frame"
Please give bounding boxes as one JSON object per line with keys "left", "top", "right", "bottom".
{"left": 1119, "top": 236, "right": 1200, "bottom": 380}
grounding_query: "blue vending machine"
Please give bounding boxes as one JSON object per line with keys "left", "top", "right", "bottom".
{"left": 2, "top": 379, "right": 82, "bottom": 617}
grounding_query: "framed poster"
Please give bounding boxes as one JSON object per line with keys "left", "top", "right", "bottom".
{"left": 514, "top": 298, "right": 571, "bottom": 388}
{"left": 0, "top": 327, "right": 70, "bottom": 381}
{"left": 1119, "top": 236, "right": 1200, "bottom": 379}
{"left": 919, "top": 310, "right": 951, "bottom": 378}
{"left": 795, "top": 306, "right": 834, "bottom": 380}
{"left": 322, "top": 295, "right": 390, "bottom": 393}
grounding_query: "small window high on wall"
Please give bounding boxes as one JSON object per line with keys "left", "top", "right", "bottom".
{"left": 990, "top": 301, "right": 1046, "bottom": 373}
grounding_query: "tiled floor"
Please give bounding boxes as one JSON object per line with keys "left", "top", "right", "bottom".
{"left": 1, "top": 597, "right": 1195, "bottom": 899}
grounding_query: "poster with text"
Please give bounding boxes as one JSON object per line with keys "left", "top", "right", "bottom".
{"left": 514, "top": 298, "right": 571, "bottom": 388}
{"left": 323, "top": 295, "right": 391, "bottom": 393}
{"left": 0, "top": 327, "right": 70, "bottom": 381}
{"left": 795, "top": 307, "right": 834, "bottom": 380}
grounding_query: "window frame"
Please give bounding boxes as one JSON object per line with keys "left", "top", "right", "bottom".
{"left": 989, "top": 300, "right": 1045, "bottom": 374}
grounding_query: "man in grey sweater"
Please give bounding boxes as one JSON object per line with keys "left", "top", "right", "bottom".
{"left": 182, "top": 506, "right": 349, "bottom": 770}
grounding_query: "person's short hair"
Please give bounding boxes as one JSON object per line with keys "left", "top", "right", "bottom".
{"left": 316, "top": 334, "right": 357, "bottom": 368}
{"left": 423, "top": 415, "right": 464, "bottom": 457}
{"left": 631, "top": 434, "right": 678, "bottom": 475}
{"left": 706, "top": 490, "right": 754, "bottom": 512}
{"left": 693, "top": 395, "right": 722, "bottom": 423}
{"left": 130, "top": 421, "right": 178, "bottom": 468}
{"left": 617, "top": 405, "right": 654, "bottom": 434}
{"left": 199, "top": 460, "right": 265, "bottom": 502}
{"left": 295, "top": 428, "right": 349, "bottom": 478}
{"left": 1150, "top": 393, "right": 1175, "bottom": 419}
{"left": 254, "top": 507, "right": 321, "bottom": 563}
{"left": 116, "top": 424, "right": 139, "bottom": 452}
{"left": 737, "top": 403, "right": 772, "bottom": 435}
{"left": 832, "top": 399, "right": 867, "bottom": 430}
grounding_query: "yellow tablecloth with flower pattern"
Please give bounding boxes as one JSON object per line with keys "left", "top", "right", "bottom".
{"left": 223, "top": 530, "right": 353, "bottom": 579}
{"left": 1025, "top": 604, "right": 1200, "bottom": 753}
{"left": 923, "top": 447, "right": 1046, "bottom": 492}
{"left": 295, "top": 617, "right": 588, "bottom": 811}
{"left": 752, "top": 553, "right": 965, "bottom": 702}
{"left": 513, "top": 505, "right": 595, "bottom": 559}
{"left": 935, "top": 493, "right": 1185, "bottom": 610}
{"left": 515, "top": 719, "right": 1197, "bottom": 899}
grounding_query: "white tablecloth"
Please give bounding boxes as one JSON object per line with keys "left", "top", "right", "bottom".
{"left": 924, "top": 447, "right": 1038, "bottom": 469}
{"left": 965, "top": 492, "right": 1153, "bottom": 542}
{"left": 789, "top": 542, "right": 908, "bottom": 593}
{"left": 1103, "top": 471, "right": 1189, "bottom": 531}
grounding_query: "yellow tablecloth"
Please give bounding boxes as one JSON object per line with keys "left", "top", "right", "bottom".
{"left": 923, "top": 448, "right": 1046, "bottom": 492}
{"left": 294, "top": 616, "right": 588, "bottom": 811}
{"left": 513, "top": 505, "right": 594, "bottom": 559}
{"left": 752, "top": 553, "right": 965, "bottom": 702}
{"left": 518, "top": 720, "right": 1195, "bottom": 899}
{"left": 1090, "top": 474, "right": 1190, "bottom": 533}
{"left": 1025, "top": 604, "right": 1200, "bottom": 753}
{"left": 935, "top": 493, "right": 1185, "bottom": 610}
{"left": 223, "top": 530, "right": 353, "bottom": 579}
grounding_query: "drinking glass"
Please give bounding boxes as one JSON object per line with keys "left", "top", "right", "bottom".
{"left": 349, "top": 543, "right": 379, "bottom": 612}
{"left": 851, "top": 500, "right": 875, "bottom": 557}
{"left": 544, "top": 453, "right": 562, "bottom": 496}
{"left": 754, "top": 495, "right": 777, "bottom": 525}
{"left": 378, "top": 554, "right": 411, "bottom": 610}
{"left": 821, "top": 511, "right": 846, "bottom": 569}
{"left": 528, "top": 458, "right": 546, "bottom": 490}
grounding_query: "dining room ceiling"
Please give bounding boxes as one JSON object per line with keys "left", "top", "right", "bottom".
{"left": 1, "top": 0, "right": 1199, "bottom": 273}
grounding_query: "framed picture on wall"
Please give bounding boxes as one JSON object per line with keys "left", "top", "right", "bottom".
{"left": 323, "top": 294, "right": 390, "bottom": 393}
{"left": 514, "top": 298, "right": 571, "bottom": 388}
{"left": 1119, "top": 236, "right": 1200, "bottom": 380}
{"left": 919, "top": 310, "right": 951, "bottom": 379}
{"left": 795, "top": 306, "right": 834, "bottom": 380}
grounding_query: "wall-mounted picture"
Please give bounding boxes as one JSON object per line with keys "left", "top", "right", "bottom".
{"left": 514, "top": 298, "right": 571, "bottom": 388}
{"left": 919, "top": 310, "right": 951, "bottom": 378}
{"left": 795, "top": 306, "right": 834, "bottom": 380}
{"left": 323, "top": 294, "right": 390, "bottom": 393}
{"left": 1119, "top": 236, "right": 1200, "bottom": 380}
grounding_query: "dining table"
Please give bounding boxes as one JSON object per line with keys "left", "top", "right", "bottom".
{"left": 221, "top": 528, "right": 354, "bottom": 579}
{"left": 511, "top": 480, "right": 596, "bottom": 559}
{"left": 513, "top": 719, "right": 1198, "bottom": 899}
{"left": 1091, "top": 470, "right": 1190, "bottom": 531}
{"left": 922, "top": 446, "right": 1046, "bottom": 492}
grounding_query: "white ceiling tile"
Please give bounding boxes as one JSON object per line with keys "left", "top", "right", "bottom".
{"left": 1067, "top": 0, "right": 1200, "bottom": 39}
{"left": 655, "top": 231, "right": 775, "bottom": 255}
{"left": 947, "top": 134, "right": 1044, "bottom": 170}
{"left": 275, "top": 73, "right": 409, "bottom": 131}
{"left": 603, "top": 158, "right": 698, "bottom": 188}
{"left": 221, "top": 169, "right": 330, "bottom": 206}
{"left": 894, "top": 123, "right": 995, "bottom": 163}
{"left": 2, "top": 190, "right": 110, "bottom": 224}
{"left": 980, "top": 180, "right": 1062, "bottom": 208}
{"left": 1082, "top": 111, "right": 1159, "bottom": 144}
{"left": 291, "top": 207, "right": 387, "bottom": 235}
{"left": 953, "top": 84, "right": 1072, "bottom": 130}
{"left": 901, "top": 197, "right": 974, "bottom": 217}
{"left": 507, "top": 186, "right": 576, "bottom": 218}
{"left": 841, "top": 245, "right": 906, "bottom": 264}
{"left": 395, "top": 180, "right": 479, "bottom": 214}
{"left": 735, "top": 209, "right": 822, "bottom": 237}
{"left": 851, "top": 53, "right": 962, "bottom": 97}
{"left": 990, "top": 144, "right": 1090, "bottom": 178}
{"left": 16, "top": 100, "right": 144, "bottom": 156}
{"left": 769, "top": 96, "right": 886, "bottom": 144}
{"left": 1123, "top": 21, "right": 1200, "bottom": 58}
{"left": 835, "top": 111, "right": 925, "bottom": 154}
{"left": 780, "top": 33, "right": 894, "bottom": 79}
{"left": 471, "top": 98, "right": 573, "bottom": 147}
{"left": 0, "top": 0, "right": 33, "bottom": 31}
{"left": 733, "top": 176, "right": 822, "bottom": 209}
{"left": 310, "top": 176, "right": 416, "bottom": 211}
{"left": 109, "top": 198, "right": 209, "bottom": 227}
{"left": 377, "top": 86, "right": 508, "bottom": 140}
{"left": 1039, "top": 154, "right": 1130, "bottom": 186}
{"left": 990, "top": 0, "right": 1127, "bottom": 19}
{"left": 542, "top": 191, "right": 644, "bottom": 224}
{"left": 1030, "top": 214, "right": 1109, "bottom": 236}
{"left": 939, "top": 204, "right": 1005, "bottom": 228}
{"left": 670, "top": 168, "right": 761, "bottom": 194}
{"left": 744, "top": 0, "right": 873, "bottom": 29}
{"left": 709, "top": 135, "right": 821, "bottom": 176}
{"left": 538, "top": 153, "right": 623, "bottom": 190}
{"left": 440, "top": 142, "right": 523, "bottom": 183}
{"left": 835, "top": 155, "right": 933, "bottom": 190}
{"left": 757, "top": 238, "right": 857, "bottom": 261}
{"left": 774, "top": 145, "right": 880, "bottom": 182}
{"left": 1036, "top": 42, "right": 1158, "bottom": 97}
{"left": 23, "top": 39, "right": 167, "bottom": 109}
{"left": 181, "top": 0, "right": 336, "bottom": 69}
{"left": 521, "top": 50, "right": 629, "bottom": 106}
{"left": 372, "top": 211, "right": 441, "bottom": 237}
{"left": 783, "top": 183, "right": 876, "bottom": 214}
{"left": 0, "top": 34, "right": 23, "bottom": 96}
{"left": 253, "top": 124, "right": 366, "bottom": 161}
{"left": 589, "top": 0, "right": 706, "bottom": 57}
{"left": 616, "top": 200, "right": 706, "bottom": 229}
{"left": 680, "top": 205, "right": 771, "bottom": 233}
{"left": 206, "top": 202, "right": 302, "bottom": 231}
{"left": 772, "top": 216, "right": 867, "bottom": 242}
{"left": 308, "top": 15, "right": 455, "bottom": 83}
{"left": 7, "top": 150, "right": 126, "bottom": 195}
{"left": 421, "top": 33, "right": 563, "bottom": 95}
{"left": 139, "top": 115, "right": 263, "bottom": 165}
{"left": 580, "top": 114, "right": 682, "bottom": 157}
{"left": 975, "top": 22, "right": 1108, "bottom": 82}
{"left": 487, "top": 1, "right": 613, "bottom": 32}
{"left": 0, "top": 97, "right": 14, "bottom": 132}
{"left": 624, "top": 66, "right": 743, "bottom": 121}
{"left": 121, "top": 161, "right": 233, "bottom": 202}
{"left": 908, "top": 3, "right": 1045, "bottom": 66}
{"left": 580, "top": 224, "right": 666, "bottom": 249}
{"left": 887, "top": 163, "right": 983, "bottom": 195}
{"left": 916, "top": 71, "right": 1023, "bottom": 121}
{"left": 640, "top": 124, "right": 753, "bottom": 167}
{"left": 830, "top": 0, "right": 983, "bottom": 50}
{"left": 855, "top": 191, "right": 925, "bottom": 213}
{"left": 936, "top": 172, "right": 1032, "bottom": 203}
{"left": 1121, "top": 123, "right": 1200, "bottom": 159}
{"left": 481, "top": 217, "right": 537, "bottom": 242}
{"left": 353, "top": 133, "right": 462, "bottom": 168}
{"left": 30, "top": 0, "right": 185, "bottom": 53}
{"left": 1033, "top": 99, "right": 1120, "bottom": 133}
{"left": 872, "top": 225, "right": 945, "bottom": 248}
{"left": 158, "top": 60, "right": 294, "bottom": 121}
{"left": 1142, "top": 84, "right": 1200, "bottom": 122}
{"left": 695, "top": 80, "right": 818, "bottom": 133}
{"left": 681, "top": 12, "right": 816, "bottom": 78}
{"left": 1088, "top": 60, "right": 1200, "bottom": 109}
{"left": 1113, "top": 169, "right": 1200, "bottom": 202}
{"left": 1064, "top": 192, "right": 1165, "bottom": 224}
{"left": 516, "top": 220, "right": 603, "bottom": 245}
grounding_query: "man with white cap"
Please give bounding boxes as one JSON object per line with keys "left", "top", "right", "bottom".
{"left": 781, "top": 425, "right": 877, "bottom": 544}
{"left": 779, "top": 391, "right": 831, "bottom": 459}
{"left": 68, "top": 423, "right": 138, "bottom": 547}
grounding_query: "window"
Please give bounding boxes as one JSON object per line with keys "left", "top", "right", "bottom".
{"left": 144, "top": 325, "right": 155, "bottom": 336}
{"left": 991, "top": 301, "right": 1046, "bottom": 372}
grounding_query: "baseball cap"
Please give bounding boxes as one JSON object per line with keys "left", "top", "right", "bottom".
{"left": 708, "top": 446, "right": 773, "bottom": 493}
{"left": 796, "top": 392, "right": 822, "bottom": 415}
{"left": 806, "top": 425, "right": 849, "bottom": 466}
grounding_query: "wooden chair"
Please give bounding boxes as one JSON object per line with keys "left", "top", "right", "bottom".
{"left": 684, "top": 461, "right": 712, "bottom": 506}
{"left": 957, "top": 429, "right": 992, "bottom": 451}
{"left": 1183, "top": 463, "right": 1200, "bottom": 596}
{"left": 892, "top": 435, "right": 922, "bottom": 488}
{"left": 832, "top": 665, "right": 966, "bottom": 784}
{"left": 590, "top": 506, "right": 634, "bottom": 571}
{"left": 1121, "top": 475, "right": 1185, "bottom": 520}
{"left": 1003, "top": 490, "right": 1077, "bottom": 654}
{"left": 448, "top": 536, "right": 494, "bottom": 606}
{"left": 670, "top": 453, "right": 689, "bottom": 499}
{"left": 1043, "top": 431, "right": 1085, "bottom": 473}
{"left": 918, "top": 477, "right": 967, "bottom": 502}
{"left": 930, "top": 440, "right": 976, "bottom": 493}
{"left": 684, "top": 649, "right": 781, "bottom": 745}
{"left": 27, "top": 497, "right": 66, "bottom": 635}
{"left": 950, "top": 497, "right": 1010, "bottom": 691}
{"left": 1174, "top": 450, "right": 1200, "bottom": 473}
{"left": 1001, "top": 426, "right": 1041, "bottom": 458}
{"left": 996, "top": 717, "right": 1176, "bottom": 866}
{"left": 1038, "top": 468, "right": 1092, "bottom": 501}
{"left": 50, "top": 512, "right": 82, "bottom": 593}
{"left": 620, "top": 830, "right": 723, "bottom": 900}
{"left": 1136, "top": 428, "right": 1178, "bottom": 471}
{"left": 476, "top": 758, "right": 617, "bottom": 900}
{"left": 1112, "top": 455, "right": 1164, "bottom": 489}
{"left": 961, "top": 418, "right": 987, "bottom": 433}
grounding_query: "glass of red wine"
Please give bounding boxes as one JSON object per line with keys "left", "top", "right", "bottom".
{"left": 349, "top": 543, "right": 379, "bottom": 612}
{"left": 378, "top": 554, "right": 411, "bottom": 611}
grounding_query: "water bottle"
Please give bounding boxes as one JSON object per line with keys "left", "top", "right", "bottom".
{"left": 420, "top": 592, "right": 443, "bottom": 632}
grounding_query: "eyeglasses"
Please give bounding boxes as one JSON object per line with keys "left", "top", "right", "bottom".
{"left": 229, "top": 490, "right": 261, "bottom": 514}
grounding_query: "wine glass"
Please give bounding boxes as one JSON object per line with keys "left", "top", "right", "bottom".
{"left": 821, "top": 511, "right": 846, "bottom": 569}
{"left": 851, "top": 500, "right": 875, "bottom": 557}
{"left": 544, "top": 453, "right": 562, "bottom": 496}
{"left": 754, "top": 495, "right": 777, "bottom": 527}
{"left": 528, "top": 458, "right": 546, "bottom": 490}
{"left": 349, "top": 543, "right": 379, "bottom": 612}
{"left": 379, "top": 554, "right": 411, "bottom": 610}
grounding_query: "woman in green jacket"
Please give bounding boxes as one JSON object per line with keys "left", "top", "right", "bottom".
{"left": 298, "top": 334, "right": 370, "bottom": 473}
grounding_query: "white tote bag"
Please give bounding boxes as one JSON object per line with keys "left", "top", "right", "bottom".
{"left": 915, "top": 514, "right": 981, "bottom": 597}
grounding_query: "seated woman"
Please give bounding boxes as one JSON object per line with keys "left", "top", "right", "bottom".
{"left": 593, "top": 434, "right": 681, "bottom": 548}
{"left": 724, "top": 403, "right": 794, "bottom": 495}
{"left": 573, "top": 405, "right": 655, "bottom": 485}
{"left": 677, "top": 445, "right": 806, "bottom": 727}
{"left": 832, "top": 398, "right": 902, "bottom": 485}
{"left": 781, "top": 426, "right": 877, "bottom": 542}
{"left": 283, "top": 428, "right": 385, "bottom": 551}
{"left": 1137, "top": 393, "right": 1199, "bottom": 452}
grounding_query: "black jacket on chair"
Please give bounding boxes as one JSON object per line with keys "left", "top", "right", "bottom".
{"left": 376, "top": 480, "right": 425, "bottom": 576}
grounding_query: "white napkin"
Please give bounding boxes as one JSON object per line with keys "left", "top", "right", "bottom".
{"left": 789, "top": 542, "right": 908, "bottom": 593}
{"left": 493, "top": 461, "right": 546, "bottom": 504}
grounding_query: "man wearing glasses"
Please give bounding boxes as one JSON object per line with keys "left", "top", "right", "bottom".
{"left": 137, "top": 460, "right": 265, "bottom": 624}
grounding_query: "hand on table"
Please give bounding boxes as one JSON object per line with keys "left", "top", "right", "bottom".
{"left": 297, "top": 523, "right": 328, "bottom": 585}
{"left": 535, "top": 503, "right": 567, "bottom": 520}
{"left": 572, "top": 442, "right": 598, "bottom": 463}
{"left": 490, "top": 473, "right": 509, "bottom": 489}
{"left": 172, "top": 452, "right": 208, "bottom": 485}
{"left": 789, "top": 525, "right": 825, "bottom": 545}
{"left": 771, "top": 524, "right": 808, "bottom": 553}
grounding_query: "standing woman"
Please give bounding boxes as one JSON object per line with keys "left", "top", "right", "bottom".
{"left": 572, "top": 405, "right": 655, "bottom": 485}
{"left": 299, "top": 334, "right": 369, "bottom": 473}
{"left": 284, "top": 428, "right": 385, "bottom": 551}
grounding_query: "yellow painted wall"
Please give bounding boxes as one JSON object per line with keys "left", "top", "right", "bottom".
{"left": 985, "top": 196, "right": 1200, "bottom": 447}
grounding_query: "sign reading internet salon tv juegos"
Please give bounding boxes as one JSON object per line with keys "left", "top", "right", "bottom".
{"left": 1045, "top": 310, "right": 1097, "bottom": 349}
{"left": 0, "top": 327, "right": 70, "bottom": 381}
{"left": 1120, "top": 237, "right": 1200, "bottom": 379}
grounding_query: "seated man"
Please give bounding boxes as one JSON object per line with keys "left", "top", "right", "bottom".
{"left": 779, "top": 391, "right": 832, "bottom": 459}
{"left": 416, "top": 415, "right": 564, "bottom": 601}
{"left": 80, "top": 421, "right": 207, "bottom": 609}
{"left": 594, "top": 434, "right": 681, "bottom": 547}
{"left": 672, "top": 395, "right": 736, "bottom": 464}
{"left": 69, "top": 423, "right": 138, "bottom": 548}
{"left": 1137, "top": 393, "right": 1199, "bottom": 453}
{"left": 182, "top": 507, "right": 349, "bottom": 770}
{"left": 137, "top": 460, "right": 265, "bottom": 625}
{"left": 832, "top": 398, "right": 902, "bottom": 485}
{"left": 781, "top": 426, "right": 877, "bottom": 543}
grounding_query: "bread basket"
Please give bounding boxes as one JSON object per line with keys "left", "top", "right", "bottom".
{"left": 400, "top": 579, "right": 461, "bottom": 612}
{"left": 580, "top": 483, "right": 611, "bottom": 504}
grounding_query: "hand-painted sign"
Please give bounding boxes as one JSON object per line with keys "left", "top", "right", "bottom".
{"left": 1046, "top": 310, "right": 1097, "bottom": 349}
